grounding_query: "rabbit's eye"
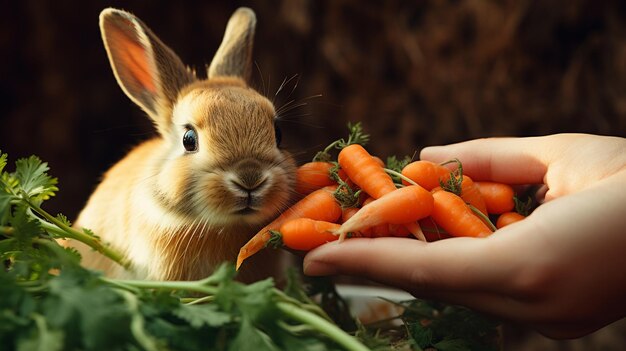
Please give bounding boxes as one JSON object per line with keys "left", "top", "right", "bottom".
{"left": 183, "top": 128, "right": 198, "bottom": 152}
{"left": 274, "top": 123, "right": 282, "bottom": 148}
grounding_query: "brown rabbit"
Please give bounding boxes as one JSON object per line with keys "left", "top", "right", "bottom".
{"left": 68, "top": 7, "right": 297, "bottom": 282}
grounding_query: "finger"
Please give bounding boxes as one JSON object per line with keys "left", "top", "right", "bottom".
{"left": 419, "top": 137, "right": 549, "bottom": 184}
{"left": 303, "top": 236, "right": 517, "bottom": 293}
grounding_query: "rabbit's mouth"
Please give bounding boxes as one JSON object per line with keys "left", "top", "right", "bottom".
{"left": 233, "top": 206, "right": 257, "bottom": 216}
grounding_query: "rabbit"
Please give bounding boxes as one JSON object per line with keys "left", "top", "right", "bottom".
{"left": 67, "top": 7, "right": 297, "bottom": 282}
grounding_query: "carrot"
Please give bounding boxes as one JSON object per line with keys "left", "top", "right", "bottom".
{"left": 475, "top": 181, "right": 515, "bottom": 214}
{"left": 342, "top": 206, "right": 410, "bottom": 238}
{"left": 369, "top": 223, "right": 391, "bottom": 237}
{"left": 236, "top": 185, "right": 342, "bottom": 269}
{"left": 342, "top": 207, "right": 371, "bottom": 237}
{"left": 388, "top": 223, "right": 411, "bottom": 237}
{"left": 338, "top": 144, "right": 396, "bottom": 199}
{"left": 459, "top": 176, "right": 488, "bottom": 215}
{"left": 295, "top": 162, "right": 348, "bottom": 195}
{"left": 277, "top": 218, "right": 341, "bottom": 251}
{"left": 295, "top": 162, "right": 336, "bottom": 195}
{"left": 372, "top": 156, "right": 386, "bottom": 168}
{"left": 496, "top": 212, "right": 526, "bottom": 228}
{"left": 401, "top": 160, "right": 452, "bottom": 190}
{"left": 336, "top": 185, "right": 433, "bottom": 241}
{"left": 341, "top": 207, "right": 359, "bottom": 223}
{"left": 338, "top": 145, "right": 427, "bottom": 240}
{"left": 430, "top": 189, "right": 492, "bottom": 238}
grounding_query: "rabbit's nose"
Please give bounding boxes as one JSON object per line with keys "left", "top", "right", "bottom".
{"left": 230, "top": 159, "right": 267, "bottom": 192}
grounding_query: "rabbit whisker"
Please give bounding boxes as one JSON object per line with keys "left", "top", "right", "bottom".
{"left": 274, "top": 74, "right": 300, "bottom": 102}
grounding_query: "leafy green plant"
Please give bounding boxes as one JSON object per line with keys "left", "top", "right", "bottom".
{"left": 0, "top": 150, "right": 373, "bottom": 351}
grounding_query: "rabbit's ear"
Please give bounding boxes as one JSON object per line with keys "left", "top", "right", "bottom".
{"left": 208, "top": 7, "right": 256, "bottom": 81}
{"left": 99, "top": 8, "right": 194, "bottom": 131}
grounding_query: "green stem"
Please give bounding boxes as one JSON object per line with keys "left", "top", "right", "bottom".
{"left": 27, "top": 201, "right": 130, "bottom": 269}
{"left": 274, "top": 290, "right": 333, "bottom": 322}
{"left": 99, "top": 277, "right": 141, "bottom": 294}
{"left": 323, "top": 140, "right": 342, "bottom": 155}
{"left": 276, "top": 301, "right": 370, "bottom": 351}
{"left": 102, "top": 277, "right": 219, "bottom": 296}
{"left": 383, "top": 168, "right": 418, "bottom": 186}
{"left": 468, "top": 205, "right": 497, "bottom": 232}
{"left": 117, "top": 290, "right": 160, "bottom": 351}
{"left": 183, "top": 295, "right": 215, "bottom": 305}
{"left": 17, "top": 278, "right": 49, "bottom": 293}
{"left": 314, "top": 140, "right": 342, "bottom": 162}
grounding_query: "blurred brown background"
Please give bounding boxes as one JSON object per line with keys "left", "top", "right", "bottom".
{"left": 2, "top": 0, "right": 626, "bottom": 220}
{"left": 1, "top": 1, "right": 626, "bottom": 348}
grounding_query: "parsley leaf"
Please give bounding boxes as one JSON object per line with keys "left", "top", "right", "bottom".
{"left": 173, "top": 303, "right": 232, "bottom": 328}
{"left": 13, "top": 156, "right": 58, "bottom": 204}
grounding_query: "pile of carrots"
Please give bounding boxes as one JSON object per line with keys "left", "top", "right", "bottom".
{"left": 236, "top": 123, "right": 532, "bottom": 269}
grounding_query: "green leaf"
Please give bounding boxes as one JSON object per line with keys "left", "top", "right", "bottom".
{"left": 55, "top": 214, "right": 71, "bottom": 227}
{"left": 409, "top": 324, "right": 433, "bottom": 349}
{"left": 173, "top": 303, "right": 232, "bottom": 328}
{"left": 9, "top": 207, "right": 42, "bottom": 245}
{"left": 0, "top": 151, "right": 7, "bottom": 173}
{"left": 0, "top": 238, "right": 18, "bottom": 258}
{"left": 13, "top": 155, "right": 58, "bottom": 203}
{"left": 0, "top": 169, "right": 19, "bottom": 223}
{"left": 214, "top": 277, "right": 276, "bottom": 323}
{"left": 0, "top": 192, "right": 13, "bottom": 223}
{"left": 43, "top": 272, "right": 135, "bottom": 350}
{"left": 60, "top": 246, "right": 82, "bottom": 265}
{"left": 16, "top": 314, "right": 64, "bottom": 351}
{"left": 81, "top": 227, "right": 98, "bottom": 240}
{"left": 343, "top": 122, "right": 370, "bottom": 147}
{"left": 228, "top": 318, "right": 279, "bottom": 351}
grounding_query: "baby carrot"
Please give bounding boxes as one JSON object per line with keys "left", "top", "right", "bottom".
{"left": 236, "top": 185, "right": 342, "bottom": 269}
{"left": 277, "top": 218, "right": 341, "bottom": 251}
{"left": 336, "top": 185, "right": 434, "bottom": 241}
{"left": 496, "top": 212, "right": 526, "bottom": 228}
{"left": 295, "top": 162, "right": 336, "bottom": 195}
{"left": 338, "top": 144, "right": 396, "bottom": 199}
{"left": 372, "top": 156, "right": 386, "bottom": 168}
{"left": 295, "top": 162, "right": 348, "bottom": 195}
{"left": 387, "top": 223, "right": 411, "bottom": 237}
{"left": 401, "top": 160, "right": 452, "bottom": 190}
{"left": 431, "top": 189, "right": 492, "bottom": 238}
{"left": 343, "top": 206, "right": 410, "bottom": 238}
{"left": 475, "top": 181, "right": 515, "bottom": 214}
{"left": 460, "top": 175, "right": 488, "bottom": 215}
{"left": 341, "top": 207, "right": 359, "bottom": 223}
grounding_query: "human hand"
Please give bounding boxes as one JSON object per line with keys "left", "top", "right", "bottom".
{"left": 303, "top": 133, "right": 626, "bottom": 338}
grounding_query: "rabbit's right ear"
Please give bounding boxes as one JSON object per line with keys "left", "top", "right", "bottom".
{"left": 99, "top": 8, "right": 194, "bottom": 133}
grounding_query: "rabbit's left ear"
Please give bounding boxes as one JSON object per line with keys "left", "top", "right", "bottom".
{"left": 208, "top": 7, "right": 256, "bottom": 81}
{"left": 99, "top": 8, "right": 194, "bottom": 132}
